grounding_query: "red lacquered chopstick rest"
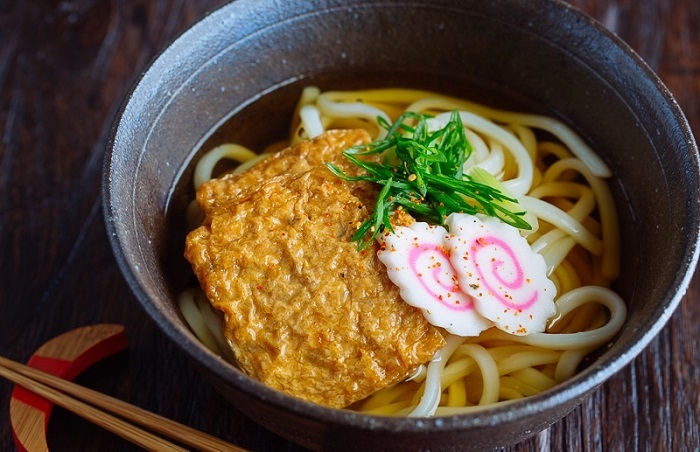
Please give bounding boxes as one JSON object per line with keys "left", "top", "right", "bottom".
{"left": 10, "top": 324, "right": 127, "bottom": 452}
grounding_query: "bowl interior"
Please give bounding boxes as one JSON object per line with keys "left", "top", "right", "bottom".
{"left": 104, "top": 0, "right": 700, "bottom": 449}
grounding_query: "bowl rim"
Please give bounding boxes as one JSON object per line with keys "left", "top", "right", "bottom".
{"left": 102, "top": 0, "right": 700, "bottom": 437}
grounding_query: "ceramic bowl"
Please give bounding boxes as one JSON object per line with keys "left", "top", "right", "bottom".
{"left": 103, "top": 0, "right": 700, "bottom": 449}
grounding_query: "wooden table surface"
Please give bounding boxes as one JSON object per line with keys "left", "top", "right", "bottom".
{"left": 1, "top": 1, "right": 698, "bottom": 450}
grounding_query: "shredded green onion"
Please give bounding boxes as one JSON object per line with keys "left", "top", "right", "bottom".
{"left": 326, "top": 110, "right": 531, "bottom": 249}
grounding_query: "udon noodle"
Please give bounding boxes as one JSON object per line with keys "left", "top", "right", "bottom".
{"left": 179, "top": 87, "right": 626, "bottom": 416}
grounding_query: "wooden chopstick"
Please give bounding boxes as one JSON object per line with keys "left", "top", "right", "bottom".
{"left": 0, "top": 355, "right": 247, "bottom": 451}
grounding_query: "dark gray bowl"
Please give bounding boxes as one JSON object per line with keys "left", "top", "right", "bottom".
{"left": 103, "top": 0, "right": 700, "bottom": 449}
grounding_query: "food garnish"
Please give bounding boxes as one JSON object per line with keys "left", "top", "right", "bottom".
{"left": 326, "top": 110, "right": 531, "bottom": 249}
{"left": 378, "top": 213, "right": 556, "bottom": 336}
{"left": 377, "top": 220, "right": 494, "bottom": 337}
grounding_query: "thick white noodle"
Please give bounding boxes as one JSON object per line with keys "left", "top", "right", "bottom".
{"left": 194, "top": 293, "right": 233, "bottom": 360}
{"left": 511, "top": 124, "right": 538, "bottom": 159}
{"left": 497, "top": 350, "right": 561, "bottom": 376}
{"left": 297, "top": 86, "right": 320, "bottom": 106}
{"left": 404, "top": 96, "right": 611, "bottom": 178}
{"left": 528, "top": 183, "right": 596, "bottom": 222}
{"left": 233, "top": 152, "right": 271, "bottom": 174}
{"left": 519, "top": 196, "right": 603, "bottom": 255}
{"left": 530, "top": 229, "right": 567, "bottom": 255}
{"left": 462, "top": 129, "right": 489, "bottom": 167}
{"left": 519, "top": 113, "right": 612, "bottom": 178}
{"left": 554, "top": 348, "right": 595, "bottom": 381}
{"left": 543, "top": 158, "right": 620, "bottom": 280}
{"left": 316, "top": 92, "right": 391, "bottom": 138}
{"left": 407, "top": 334, "right": 463, "bottom": 417}
{"left": 473, "top": 138, "right": 505, "bottom": 177}
{"left": 430, "top": 111, "right": 533, "bottom": 196}
{"left": 541, "top": 236, "right": 578, "bottom": 276}
{"left": 527, "top": 182, "right": 596, "bottom": 272}
{"left": 511, "top": 367, "right": 557, "bottom": 391}
{"left": 193, "top": 144, "right": 257, "bottom": 189}
{"left": 299, "top": 104, "right": 325, "bottom": 139}
{"left": 441, "top": 356, "right": 477, "bottom": 387}
{"left": 178, "top": 289, "right": 223, "bottom": 355}
{"left": 457, "top": 344, "right": 500, "bottom": 406}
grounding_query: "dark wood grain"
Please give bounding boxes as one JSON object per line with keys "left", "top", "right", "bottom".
{"left": 1, "top": 1, "right": 698, "bottom": 450}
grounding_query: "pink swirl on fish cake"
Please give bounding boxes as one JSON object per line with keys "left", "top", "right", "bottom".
{"left": 407, "top": 243, "right": 474, "bottom": 312}
{"left": 469, "top": 235, "right": 539, "bottom": 311}
{"left": 446, "top": 213, "right": 556, "bottom": 336}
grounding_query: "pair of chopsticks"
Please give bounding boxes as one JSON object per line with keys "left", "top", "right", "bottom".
{"left": 0, "top": 355, "right": 247, "bottom": 451}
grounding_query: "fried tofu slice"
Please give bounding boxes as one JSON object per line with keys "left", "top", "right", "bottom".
{"left": 185, "top": 130, "right": 445, "bottom": 408}
{"left": 195, "top": 129, "right": 376, "bottom": 214}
